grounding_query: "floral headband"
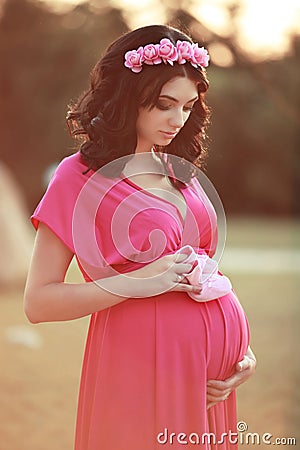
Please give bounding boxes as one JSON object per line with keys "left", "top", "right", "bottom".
{"left": 124, "top": 38, "right": 209, "bottom": 73}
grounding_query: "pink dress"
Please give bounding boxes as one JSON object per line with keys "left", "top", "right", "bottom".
{"left": 32, "top": 152, "right": 250, "bottom": 450}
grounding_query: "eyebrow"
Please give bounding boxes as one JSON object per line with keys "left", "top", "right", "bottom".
{"left": 158, "top": 94, "right": 199, "bottom": 103}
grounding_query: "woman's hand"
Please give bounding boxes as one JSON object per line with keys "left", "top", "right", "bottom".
{"left": 25, "top": 225, "right": 200, "bottom": 322}
{"left": 98, "top": 252, "right": 202, "bottom": 298}
{"left": 206, "top": 346, "right": 257, "bottom": 410}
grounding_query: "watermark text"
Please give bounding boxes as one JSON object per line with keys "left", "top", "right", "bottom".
{"left": 157, "top": 421, "right": 296, "bottom": 446}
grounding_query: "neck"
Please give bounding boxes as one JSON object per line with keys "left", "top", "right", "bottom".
{"left": 134, "top": 135, "right": 152, "bottom": 154}
{"left": 123, "top": 150, "right": 165, "bottom": 178}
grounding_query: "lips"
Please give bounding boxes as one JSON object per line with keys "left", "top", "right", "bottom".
{"left": 160, "top": 131, "right": 178, "bottom": 139}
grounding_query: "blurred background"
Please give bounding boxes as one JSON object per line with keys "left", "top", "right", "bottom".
{"left": 0, "top": 0, "right": 299, "bottom": 448}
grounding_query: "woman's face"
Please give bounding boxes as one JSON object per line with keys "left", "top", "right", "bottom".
{"left": 135, "top": 76, "right": 199, "bottom": 153}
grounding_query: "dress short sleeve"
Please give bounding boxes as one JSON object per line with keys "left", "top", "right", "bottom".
{"left": 31, "top": 153, "right": 88, "bottom": 253}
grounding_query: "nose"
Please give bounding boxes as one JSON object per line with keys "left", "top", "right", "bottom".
{"left": 169, "top": 108, "right": 185, "bottom": 129}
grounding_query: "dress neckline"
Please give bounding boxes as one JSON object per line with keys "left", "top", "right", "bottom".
{"left": 121, "top": 176, "right": 187, "bottom": 227}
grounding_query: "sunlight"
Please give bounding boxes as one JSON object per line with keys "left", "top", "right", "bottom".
{"left": 110, "top": 0, "right": 167, "bottom": 27}
{"left": 111, "top": 0, "right": 149, "bottom": 7}
{"left": 40, "top": 0, "right": 300, "bottom": 59}
{"left": 190, "top": 0, "right": 300, "bottom": 60}
{"left": 38, "top": 0, "right": 80, "bottom": 12}
{"left": 237, "top": 0, "right": 300, "bottom": 58}
{"left": 190, "top": 1, "right": 234, "bottom": 38}
{"left": 208, "top": 42, "right": 235, "bottom": 67}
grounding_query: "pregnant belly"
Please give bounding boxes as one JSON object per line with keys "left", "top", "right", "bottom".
{"left": 94, "top": 289, "right": 250, "bottom": 382}
{"left": 153, "top": 289, "right": 250, "bottom": 380}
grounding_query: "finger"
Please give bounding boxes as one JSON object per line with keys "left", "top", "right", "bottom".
{"left": 207, "top": 359, "right": 256, "bottom": 397}
{"left": 179, "top": 276, "right": 189, "bottom": 284}
{"left": 228, "top": 369, "right": 253, "bottom": 389}
{"left": 207, "top": 379, "right": 232, "bottom": 390}
{"left": 245, "top": 346, "right": 257, "bottom": 363}
{"left": 207, "top": 392, "right": 231, "bottom": 410}
{"left": 172, "top": 273, "right": 191, "bottom": 283}
{"left": 236, "top": 356, "right": 251, "bottom": 372}
{"left": 173, "top": 274, "right": 185, "bottom": 283}
{"left": 215, "top": 367, "right": 253, "bottom": 392}
{"left": 171, "top": 284, "right": 202, "bottom": 294}
{"left": 174, "top": 262, "right": 193, "bottom": 274}
{"left": 173, "top": 252, "right": 188, "bottom": 263}
{"left": 207, "top": 394, "right": 231, "bottom": 403}
{"left": 207, "top": 402, "right": 217, "bottom": 410}
{"left": 207, "top": 388, "right": 231, "bottom": 400}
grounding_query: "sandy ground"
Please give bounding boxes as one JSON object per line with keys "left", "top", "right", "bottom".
{"left": 1, "top": 219, "right": 299, "bottom": 449}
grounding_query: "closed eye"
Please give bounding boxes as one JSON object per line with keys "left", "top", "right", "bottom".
{"left": 156, "top": 101, "right": 173, "bottom": 111}
{"left": 157, "top": 94, "right": 198, "bottom": 111}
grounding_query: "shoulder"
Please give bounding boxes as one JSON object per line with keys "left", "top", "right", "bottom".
{"left": 53, "top": 152, "right": 88, "bottom": 180}
{"left": 46, "top": 152, "right": 94, "bottom": 194}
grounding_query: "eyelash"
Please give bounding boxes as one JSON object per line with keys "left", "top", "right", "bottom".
{"left": 156, "top": 102, "right": 194, "bottom": 113}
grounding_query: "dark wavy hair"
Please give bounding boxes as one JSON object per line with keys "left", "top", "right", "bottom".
{"left": 67, "top": 24, "right": 210, "bottom": 181}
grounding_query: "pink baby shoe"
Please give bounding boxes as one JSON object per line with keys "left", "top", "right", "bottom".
{"left": 176, "top": 245, "right": 232, "bottom": 302}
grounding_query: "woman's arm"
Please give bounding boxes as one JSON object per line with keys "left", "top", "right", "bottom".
{"left": 24, "top": 223, "right": 200, "bottom": 324}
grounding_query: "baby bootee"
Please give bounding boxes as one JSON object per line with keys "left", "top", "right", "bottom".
{"left": 175, "top": 245, "right": 232, "bottom": 302}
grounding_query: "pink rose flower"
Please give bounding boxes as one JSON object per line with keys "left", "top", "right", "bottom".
{"left": 158, "top": 38, "right": 178, "bottom": 65}
{"left": 191, "top": 44, "right": 210, "bottom": 68}
{"left": 143, "top": 43, "right": 161, "bottom": 65}
{"left": 176, "top": 40, "right": 194, "bottom": 64}
{"left": 124, "top": 47, "right": 144, "bottom": 73}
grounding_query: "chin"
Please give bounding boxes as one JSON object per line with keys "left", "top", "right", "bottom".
{"left": 157, "top": 138, "right": 173, "bottom": 146}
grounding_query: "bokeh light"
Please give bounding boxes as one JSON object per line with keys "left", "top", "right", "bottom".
{"left": 41, "top": 0, "right": 300, "bottom": 60}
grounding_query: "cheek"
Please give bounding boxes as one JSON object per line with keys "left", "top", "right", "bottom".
{"left": 136, "top": 112, "right": 148, "bottom": 134}
{"left": 137, "top": 110, "right": 154, "bottom": 128}
{"left": 143, "top": 112, "right": 162, "bottom": 131}
{"left": 136, "top": 108, "right": 170, "bottom": 136}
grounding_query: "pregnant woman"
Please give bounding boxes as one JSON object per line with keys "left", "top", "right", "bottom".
{"left": 24, "top": 25, "right": 256, "bottom": 449}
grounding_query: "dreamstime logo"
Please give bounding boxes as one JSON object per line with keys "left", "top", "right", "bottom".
{"left": 156, "top": 422, "right": 297, "bottom": 446}
{"left": 71, "top": 153, "right": 227, "bottom": 297}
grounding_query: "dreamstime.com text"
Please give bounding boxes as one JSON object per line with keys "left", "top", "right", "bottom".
{"left": 157, "top": 421, "right": 297, "bottom": 446}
